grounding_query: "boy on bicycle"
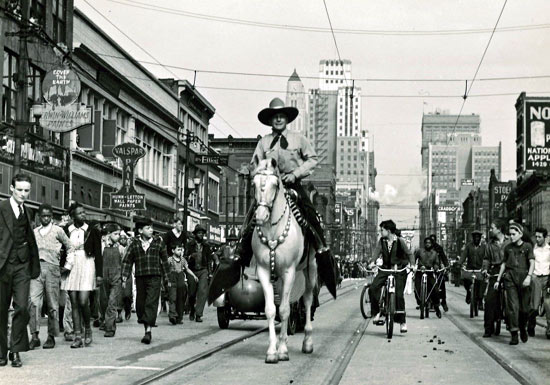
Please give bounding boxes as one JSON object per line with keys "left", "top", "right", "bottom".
{"left": 414, "top": 237, "right": 442, "bottom": 318}
{"left": 482, "top": 219, "right": 509, "bottom": 338}
{"left": 369, "top": 220, "right": 414, "bottom": 333}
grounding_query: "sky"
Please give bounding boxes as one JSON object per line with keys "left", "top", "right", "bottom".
{"left": 74, "top": 0, "right": 550, "bottom": 230}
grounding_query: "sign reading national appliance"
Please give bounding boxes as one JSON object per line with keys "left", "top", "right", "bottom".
{"left": 517, "top": 94, "right": 550, "bottom": 172}
{"left": 37, "top": 67, "right": 92, "bottom": 133}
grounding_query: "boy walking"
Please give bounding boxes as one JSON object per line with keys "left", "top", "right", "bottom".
{"left": 168, "top": 244, "right": 197, "bottom": 325}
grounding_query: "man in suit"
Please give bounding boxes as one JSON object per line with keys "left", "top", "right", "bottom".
{"left": 0, "top": 173, "right": 40, "bottom": 367}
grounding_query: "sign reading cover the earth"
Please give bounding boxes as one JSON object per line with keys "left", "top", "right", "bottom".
{"left": 110, "top": 143, "right": 147, "bottom": 211}
{"left": 38, "top": 67, "right": 92, "bottom": 133}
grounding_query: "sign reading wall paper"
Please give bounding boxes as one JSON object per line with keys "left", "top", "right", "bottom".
{"left": 109, "top": 143, "right": 147, "bottom": 210}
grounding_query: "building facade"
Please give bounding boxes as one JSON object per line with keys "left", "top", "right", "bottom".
{"left": 285, "top": 69, "right": 307, "bottom": 135}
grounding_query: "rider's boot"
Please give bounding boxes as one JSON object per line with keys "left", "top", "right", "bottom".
{"left": 509, "top": 331, "right": 519, "bottom": 345}
{"left": 435, "top": 305, "right": 442, "bottom": 319}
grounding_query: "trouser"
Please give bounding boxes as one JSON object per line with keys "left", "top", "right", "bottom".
{"left": 368, "top": 270, "right": 407, "bottom": 324}
{"left": 464, "top": 278, "right": 483, "bottom": 304}
{"left": 59, "top": 290, "right": 74, "bottom": 333}
{"left": 100, "top": 267, "right": 122, "bottom": 333}
{"left": 135, "top": 275, "right": 161, "bottom": 327}
{"left": 414, "top": 271, "right": 440, "bottom": 306}
{"left": 29, "top": 261, "right": 60, "bottom": 337}
{"left": 188, "top": 269, "right": 208, "bottom": 317}
{"left": 0, "top": 258, "right": 31, "bottom": 356}
{"left": 90, "top": 289, "right": 100, "bottom": 321}
{"left": 237, "top": 181, "right": 326, "bottom": 267}
{"left": 484, "top": 275, "right": 501, "bottom": 334}
{"left": 169, "top": 272, "right": 187, "bottom": 321}
{"left": 122, "top": 274, "right": 134, "bottom": 315}
{"left": 528, "top": 275, "right": 550, "bottom": 330}
{"left": 504, "top": 273, "right": 531, "bottom": 333}
{"left": 438, "top": 275, "right": 447, "bottom": 305}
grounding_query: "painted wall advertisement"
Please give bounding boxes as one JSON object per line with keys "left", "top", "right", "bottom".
{"left": 524, "top": 100, "right": 550, "bottom": 171}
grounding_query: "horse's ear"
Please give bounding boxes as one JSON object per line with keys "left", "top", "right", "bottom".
{"left": 270, "top": 158, "right": 277, "bottom": 170}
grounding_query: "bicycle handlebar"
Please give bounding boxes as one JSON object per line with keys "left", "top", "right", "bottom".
{"left": 462, "top": 268, "right": 483, "bottom": 272}
{"left": 377, "top": 267, "right": 410, "bottom": 273}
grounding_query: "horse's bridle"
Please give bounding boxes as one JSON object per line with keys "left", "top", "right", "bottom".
{"left": 254, "top": 169, "right": 280, "bottom": 213}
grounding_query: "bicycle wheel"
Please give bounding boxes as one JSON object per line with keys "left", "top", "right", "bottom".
{"left": 386, "top": 292, "right": 395, "bottom": 339}
{"left": 360, "top": 284, "right": 371, "bottom": 319}
{"left": 420, "top": 281, "right": 426, "bottom": 320}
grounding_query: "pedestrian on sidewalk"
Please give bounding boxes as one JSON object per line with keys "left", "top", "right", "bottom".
{"left": 28, "top": 204, "right": 73, "bottom": 350}
{"left": 0, "top": 173, "right": 40, "bottom": 368}
{"left": 459, "top": 230, "right": 486, "bottom": 309}
{"left": 481, "top": 219, "right": 509, "bottom": 338}
{"left": 168, "top": 243, "right": 197, "bottom": 325}
{"left": 494, "top": 222, "right": 535, "bottom": 345}
{"left": 122, "top": 218, "right": 170, "bottom": 344}
{"left": 61, "top": 202, "right": 103, "bottom": 348}
{"left": 119, "top": 231, "right": 134, "bottom": 320}
{"left": 528, "top": 227, "right": 550, "bottom": 338}
{"left": 186, "top": 225, "right": 215, "bottom": 323}
{"left": 99, "top": 223, "right": 124, "bottom": 338}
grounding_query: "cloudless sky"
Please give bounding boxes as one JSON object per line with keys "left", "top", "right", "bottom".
{"left": 75, "top": 0, "right": 550, "bottom": 230}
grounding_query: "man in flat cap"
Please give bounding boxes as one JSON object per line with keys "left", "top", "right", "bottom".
{"left": 209, "top": 98, "right": 337, "bottom": 304}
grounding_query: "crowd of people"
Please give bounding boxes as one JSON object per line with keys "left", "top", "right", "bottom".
{"left": 0, "top": 173, "right": 233, "bottom": 367}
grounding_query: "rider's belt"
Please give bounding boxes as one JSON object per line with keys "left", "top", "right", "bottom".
{"left": 535, "top": 274, "right": 549, "bottom": 278}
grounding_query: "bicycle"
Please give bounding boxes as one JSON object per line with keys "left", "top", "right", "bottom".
{"left": 462, "top": 268, "right": 484, "bottom": 318}
{"left": 360, "top": 266, "right": 408, "bottom": 339}
{"left": 416, "top": 267, "right": 446, "bottom": 319}
{"left": 359, "top": 270, "right": 376, "bottom": 320}
{"left": 484, "top": 273, "right": 506, "bottom": 335}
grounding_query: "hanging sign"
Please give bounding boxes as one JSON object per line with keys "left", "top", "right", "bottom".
{"left": 109, "top": 143, "right": 147, "bottom": 210}
{"left": 37, "top": 67, "right": 92, "bottom": 133}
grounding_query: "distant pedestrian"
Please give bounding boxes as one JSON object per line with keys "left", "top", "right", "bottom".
{"left": 0, "top": 173, "right": 40, "bottom": 368}
{"left": 494, "top": 223, "right": 535, "bottom": 345}
{"left": 122, "top": 218, "right": 170, "bottom": 344}
{"left": 99, "top": 223, "right": 124, "bottom": 337}
{"left": 528, "top": 227, "right": 550, "bottom": 338}
{"left": 119, "top": 231, "right": 134, "bottom": 320}
{"left": 28, "top": 204, "right": 73, "bottom": 350}
{"left": 168, "top": 243, "right": 197, "bottom": 325}
{"left": 61, "top": 202, "right": 103, "bottom": 348}
{"left": 186, "top": 225, "right": 215, "bottom": 323}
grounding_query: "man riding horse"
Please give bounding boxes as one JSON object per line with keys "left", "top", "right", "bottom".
{"left": 209, "top": 98, "right": 337, "bottom": 303}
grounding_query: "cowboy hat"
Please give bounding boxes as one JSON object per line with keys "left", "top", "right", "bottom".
{"left": 258, "top": 98, "right": 298, "bottom": 126}
{"left": 193, "top": 224, "right": 207, "bottom": 234}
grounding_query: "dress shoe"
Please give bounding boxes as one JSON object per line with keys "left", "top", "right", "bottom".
{"left": 482, "top": 332, "right": 492, "bottom": 338}
{"left": 116, "top": 315, "right": 123, "bottom": 323}
{"left": 104, "top": 331, "right": 115, "bottom": 338}
{"left": 43, "top": 335, "right": 55, "bottom": 349}
{"left": 176, "top": 319, "right": 183, "bottom": 325}
{"left": 169, "top": 317, "right": 177, "bottom": 325}
{"left": 435, "top": 307, "right": 442, "bottom": 319}
{"left": 29, "top": 337, "right": 41, "bottom": 350}
{"left": 93, "top": 319, "right": 101, "bottom": 328}
{"left": 195, "top": 316, "right": 203, "bottom": 323}
{"left": 520, "top": 328, "right": 528, "bottom": 343}
{"left": 84, "top": 329, "right": 93, "bottom": 346}
{"left": 10, "top": 352, "right": 22, "bottom": 368}
{"left": 509, "top": 332, "right": 519, "bottom": 345}
{"left": 465, "top": 291, "right": 471, "bottom": 305}
{"left": 71, "top": 336, "right": 83, "bottom": 348}
{"left": 125, "top": 311, "right": 131, "bottom": 321}
{"left": 64, "top": 332, "right": 74, "bottom": 342}
{"left": 0, "top": 356, "right": 7, "bottom": 366}
{"left": 400, "top": 323, "right": 408, "bottom": 333}
{"left": 442, "top": 302, "right": 449, "bottom": 312}
{"left": 141, "top": 332, "right": 152, "bottom": 345}
{"left": 189, "top": 312, "right": 195, "bottom": 321}
{"left": 527, "top": 328, "right": 535, "bottom": 337}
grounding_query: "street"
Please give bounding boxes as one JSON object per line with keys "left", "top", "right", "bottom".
{"left": 3, "top": 279, "right": 547, "bottom": 385}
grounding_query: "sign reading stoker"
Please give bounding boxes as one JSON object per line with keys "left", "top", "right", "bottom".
{"left": 523, "top": 99, "right": 550, "bottom": 171}
{"left": 110, "top": 143, "right": 147, "bottom": 211}
{"left": 493, "top": 181, "right": 512, "bottom": 211}
{"left": 38, "top": 67, "right": 92, "bottom": 133}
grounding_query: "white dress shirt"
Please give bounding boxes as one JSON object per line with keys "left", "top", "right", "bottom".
{"left": 533, "top": 243, "right": 550, "bottom": 276}
{"left": 9, "top": 196, "right": 24, "bottom": 218}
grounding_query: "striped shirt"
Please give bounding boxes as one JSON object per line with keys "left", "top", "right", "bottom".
{"left": 122, "top": 235, "right": 169, "bottom": 280}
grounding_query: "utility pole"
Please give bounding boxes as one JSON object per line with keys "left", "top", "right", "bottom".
{"left": 13, "top": 0, "right": 30, "bottom": 175}
{"left": 225, "top": 168, "right": 229, "bottom": 237}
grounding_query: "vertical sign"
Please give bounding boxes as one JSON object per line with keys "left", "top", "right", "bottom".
{"left": 334, "top": 203, "right": 342, "bottom": 224}
{"left": 493, "top": 182, "right": 512, "bottom": 212}
{"left": 110, "top": 143, "right": 147, "bottom": 210}
{"left": 525, "top": 100, "right": 550, "bottom": 171}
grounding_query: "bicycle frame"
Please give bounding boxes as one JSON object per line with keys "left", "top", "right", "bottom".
{"left": 463, "top": 268, "right": 483, "bottom": 318}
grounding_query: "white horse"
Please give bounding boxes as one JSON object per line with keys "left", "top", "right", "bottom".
{"left": 252, "top": 158, "right": 317, "bottom": 364}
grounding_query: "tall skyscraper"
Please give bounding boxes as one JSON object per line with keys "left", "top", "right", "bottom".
{"left": 319, "top": 59, "right": 352, "bottom": 91}
{"left": 286, "top": 69, "right": 307, "bottom": 135}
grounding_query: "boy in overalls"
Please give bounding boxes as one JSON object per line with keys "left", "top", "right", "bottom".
{"left": 168, "top": 244, "right": 197, "bottom": 325}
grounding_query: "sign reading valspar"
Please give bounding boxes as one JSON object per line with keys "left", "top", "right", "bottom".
{"left": 525, "top": 101, "right": 550, "bottom": 170}
{"left": 37, "top": 67, "right": 92, "bottom": 133}
{"left": 110, "top": 143, "right": 147, "bottom": 211}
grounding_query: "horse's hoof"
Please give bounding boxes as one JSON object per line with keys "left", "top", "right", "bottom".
{"left": 278, "top": 352, "right": 289, "bottom": 361}
{"left": 265, "top": 354, "right": 279, "bottom": 364}
{"left": 302, "top": 343, "right": 313, "bottom": 354}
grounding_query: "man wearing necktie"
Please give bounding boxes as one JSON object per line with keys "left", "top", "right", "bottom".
{"left": 0, "top": 174, "right": 40, "bottom": 367}
{"left": 208, "top": 98, "right": 338, "bottom": 303}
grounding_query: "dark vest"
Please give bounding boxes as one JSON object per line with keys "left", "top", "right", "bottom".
{"left": 9, "top": 207, "right": 30, "bottom": 264}
{"left": 381, "top": 238, "right": 408, "bottom": 268}
{"left": 103, "top": 246, "right": 122, "bottom": 272}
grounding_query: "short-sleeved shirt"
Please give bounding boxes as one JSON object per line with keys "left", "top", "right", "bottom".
{"left": 503, "top": 242, "right": 534, "bottom": 274}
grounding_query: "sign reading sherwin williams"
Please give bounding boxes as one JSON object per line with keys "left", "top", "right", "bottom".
{"left": 110, "top": 143, "right": 147, "bottom": 210}
{"left": 525, "top": 101, "right": 550, "bottom": 170}
{"left": 38, "top": 67, "right": 92, "bottom": 133}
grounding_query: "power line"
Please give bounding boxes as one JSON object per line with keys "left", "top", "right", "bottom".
{"left": 107, "top": 0, "right": 550, "bottom": 37}
{"left": 322, "top": 0, "right": 349, "bottom": 88}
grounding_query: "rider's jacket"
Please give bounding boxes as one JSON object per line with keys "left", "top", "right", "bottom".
{"left": 459, "top": 242, "right": 486, "bottom": 270}
{"left": 482, "top": 236, "right": 509, "bottom": 274}
{"left": 415, "top": 248, "right": 439, "bottom": 270}
{"left": 433, "top": 242, "right": 449, "bottom": 267}
{"left": 250, "top": 128, "right": 318, "bottom": 180}
{"left": 374, "top": 236, "right": 413, "bottom": 269}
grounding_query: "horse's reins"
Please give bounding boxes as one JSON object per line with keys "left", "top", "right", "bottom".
{"left": 254, "top": 168, "right": 292, "bottom": 282}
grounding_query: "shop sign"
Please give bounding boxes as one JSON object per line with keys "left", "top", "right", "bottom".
{"left": 39, "top": 104, "right": 92, "bottom": 133}
{"left": 524, "top": 100, "right": 550, "bottom": 170}
{"left": 195, "top": 154, "right": 229, "bottom": 166}
{"left": 437, "top": 205, "right": 457, "bottom": 212}
{"left": 109, "top": 143, "right": 146, "bottom": 211}
{"left": 493, "top": 182, "right": 512, "bottom": 211}
{"left": 334, "top": 203, "right": 342, "bottom": 224}
{"left": 461, "top": 179, "right": 475, "bottom": 186}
